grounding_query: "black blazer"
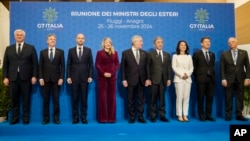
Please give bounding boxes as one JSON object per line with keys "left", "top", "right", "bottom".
{"left": 147, "top": 50, "right": 171, "bottom": 85}
{"left": 39, "top": 48, "right": 65, "bottom": 83}
{"left": 121, "top": 48, "right": 149, "bottom": 86}
{"left": 220, "top": 49, "right": 250, "bottom": 83}
{"left": 3, "top": 43, "right": 38, "bottom": 81}
{"left": 193, "top": 50, "right": 216, "bottom": 83}
{"left": 67, "top": 46, "right": 93, "bottom": 82}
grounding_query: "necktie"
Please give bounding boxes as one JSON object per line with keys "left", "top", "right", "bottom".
{"left": 158, "top": 51, "right": 162, "bottom": 63}
{"left": 205, "top": 51, "right": 209, "bottom": 62}
{"left": 18, "top": 44, "right": 21, "bottom": 56}
{"left": 49, "top": 49, "right": 53, "bottom": 62}
{"left": 135, "top": 49, "right": 140, "bottom": 64}
{"left": 233, "top": 50, "right": 237, "bottom": 65}
{"left": 78, "top": 48, "right": 82, "bottom": 61}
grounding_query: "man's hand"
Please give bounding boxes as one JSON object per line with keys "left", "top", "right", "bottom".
{"left": 3, "top": 78, "right": 9, "bottom": 86}
{"left": 39, "top": 79, "right": 45, "bottom": 86}
{"left": 88, "top": 77, "right": 92, "bottom": 83}
{"left": 222, "top": 80, "right": 227, "bottom": 87}
{"left": 31, "top": 77, "right": 37, "bottom": 85}
{"left": 122, "top": 81, "right": 128, "bottom": 87}
{"left": 67, "top": 78, "right": 72, "bottom": 84}
{"left": 58, "top": 79, "right": 63, "bottom": 86}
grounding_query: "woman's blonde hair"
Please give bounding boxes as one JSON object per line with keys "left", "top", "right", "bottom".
{"left": 101, "top": 37, "right": 115, "bottom": 55}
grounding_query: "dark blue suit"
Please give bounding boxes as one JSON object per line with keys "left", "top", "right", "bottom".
{"left": 67, "top": 46, "right": 93, "bottom": 120}
{"left": 39, "top": 48, "right": 65, "bottom": 121}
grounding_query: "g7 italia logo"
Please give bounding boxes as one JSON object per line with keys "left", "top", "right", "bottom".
{"left": 195, "top": 8, "right": 209, "bottom": 24}
{"left": 37, "top": 7, "right": 63, "bottom": 30}
{"left": 43, "top": 7, "right": 58, "bottom": 23}
{"left": 189, "top": 8, "right": 214, "bottom": 31}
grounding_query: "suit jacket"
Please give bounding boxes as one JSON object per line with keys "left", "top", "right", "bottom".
{"left": 95, "top": 50, "right": 119, "bottom": 80}
{"left": 193, "top": 50, "right": 215, "bottom": 83}
{"left": 172, "top": 54, "right": 193, "bottom": 83}
{"left": 121, "top": 48, "right": 149, "bottom": 86}
{"left": 147, "top": 50, "right": 171, "bottom": 85}
{"left": 3, "top": 43, "right": 38, "bottom": 81}
{"left": 220, "top": 49, "right": 250, "bottom": 83}
{"left": 67, "top": 46, "right": 93, "bottom": 82}
{"left": 39, "top": 48, "right": 65, "bottom": 83}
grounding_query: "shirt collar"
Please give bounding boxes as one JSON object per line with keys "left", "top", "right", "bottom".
{"left": 16, "top": 42, "right": 24, "bottom": 46}
{"left": 77, "top": 45, "right": 83, "bottom": 49}
{"left": 231, "top": 49, "right": 238, "bottom": 52}
{"left": 132, "top": 46, "right": 139, "bottom": 51}
{"left": 202, "top": 48, "right": 209, "bottom": 53}
{"left": 48, "top": 47, "right": 55, "bottom": 50}
{"left": 156, "top": 49, "right": 162, "bottom": 53}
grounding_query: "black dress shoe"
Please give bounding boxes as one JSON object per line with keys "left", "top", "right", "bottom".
{"left": 160, "top": 116, "right": 169, "bottom": 122}
{"left": 199, "top": 117, "right": 206, "bottom": 121}
{"left": 42, "top": 119, "right": 49, "bottom": 124}
{"left": 236, "top": 116, "right": 248, "bottom": 121}
{"left": 150, "top": 118, "right": 156, "bottom": 122}
{"left": 23, "top": 120, "right": 29, "bottom": 125}
{"left": 10, "top": 119, "right": 19, "bottom": 125}
{"left": 199, "top": 115, "right": 206, "bottom": 121}
{"left": 53, "top": 119, "right": 60, "bottom": 124}
{"left": 206, "top": 116, "right": 215, "bottom": 121}
{"left": 81, "top": 118, "right": 88, "bottom": 124}
{"left": 225, "top": 116, "right": 232, "bottom": 121}
{"left": 72, "top": 119, "right": 79, "bottom": 124}
{"left": 128, "top": 117, "right": 135, "bottom": 123}
{"left": 138, "top": 116, "right": 146, "bottom": 123}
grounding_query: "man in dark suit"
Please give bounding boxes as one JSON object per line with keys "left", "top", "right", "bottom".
{"left": 121, "top": 35, "right": 150, "bottom": 123}
{"left": 220, "top": 37, "right": 250, "bottom": 121}
{"left": 3, "top": 29, "right": 38, "bottom": 125}
{"left": 193, "top": 37, "right": 216, "bottom": 121}
{"left": 147, "top": 37, "right": 171, "bottom": 122}
{"left": 67, "top": 33, "right": 93, "bottom": 124}
{"left": 39, "top": 34, "right": 65, "bottom": 124}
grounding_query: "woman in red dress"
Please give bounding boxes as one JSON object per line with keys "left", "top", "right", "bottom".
{"left": 95, "top": 37, "right": 119, "bottom": 123}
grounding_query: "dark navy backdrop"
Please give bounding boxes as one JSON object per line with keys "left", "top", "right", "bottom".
{"left": 9, "top": 2, "right": 235, "bottom": 121}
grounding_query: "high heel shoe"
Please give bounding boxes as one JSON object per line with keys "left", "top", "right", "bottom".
{"left": 178, "top": 116, "right": 184, "bottom": 122}
{"left": 183, "top": 116, "right": 189, "bottom": 122}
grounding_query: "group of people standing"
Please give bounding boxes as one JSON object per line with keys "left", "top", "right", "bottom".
{"left": 2, "top": 29, "right": 249, "bottom": 125}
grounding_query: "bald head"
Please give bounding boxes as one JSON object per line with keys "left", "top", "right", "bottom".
{"left": 76, "top": 33, "right": 85, "bottom": 46}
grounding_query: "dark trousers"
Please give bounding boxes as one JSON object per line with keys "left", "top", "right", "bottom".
{"left": 42, "top": 81, "right": 60, "bottom": 120}
{"left": 97, "top": 77, "right": 116, "bottom": 122}
{"left": 197, "top": 76, "right": 215, "bottom": 118}
{"left": 127, "top": 82, "right": 145, "bottom": 118}
{"left": 224, "top": 81, "right": 244, "bottom": 117}
{"left": 150, "top": 79, "right": 166, "bottom": 118}
{"left": 9, "top": 73, "right": 31, "bottom": 121}
{"left": 71, "top": 81, "right": 88, "bottom": 119}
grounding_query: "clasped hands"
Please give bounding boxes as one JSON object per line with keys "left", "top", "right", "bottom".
{"left": 182, "top": 73, "right": 188, "bottom": 80}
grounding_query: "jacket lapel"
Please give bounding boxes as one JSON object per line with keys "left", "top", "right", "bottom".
{"left": 73, "top": 47, "right": 80, "bottom": 62}
{"left": 44, "top": 49, "right": 50, "bottom": 62}
{"left": 129, "top": 49, "right": 138, "bottom": 64}
{"left": 227, "top": 50, "right": 234, "bottom": 65}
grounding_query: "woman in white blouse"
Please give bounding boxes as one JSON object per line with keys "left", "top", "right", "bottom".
{"left": 172, "top": 40, "right": 194, "bottom": 122}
